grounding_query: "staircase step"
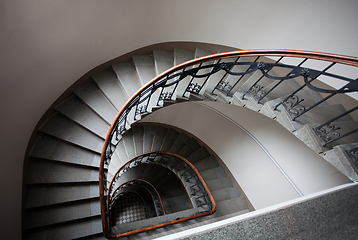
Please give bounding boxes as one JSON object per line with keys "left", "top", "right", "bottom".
{"left": 56, "top": 96, "right": 110, "bottom": 138}
{"left": 122, "top": 128, "right": 136, "bottom": 160}
{"left": 193, "top": 155, "right": 219, "bottom": 171}
{"left": 132, "top": 125, "right": 145, "bottom": 156}
{"left": 205, "top": 177, "right": 233, "bottom": 192}
{"left": 143, "top": 125, "right": 157, "bottom": 153}
{"left": 30, "top": 134, "right": 101, "bottom": 167}
{"left": 322, "top": 143, "right": 358, "bottom": 182}
{"left": 40, "top": 114, "right": 104, "bottom": 152}
{"left": 73, "top": 80, "right": 117, "bottom": 124}
{"left": 26, "top": 198, "right": 101, "bottom": 229}
{"left": 277, "top": 104, "right": 354, "bottom": 132}
{"left": 199, "top": 166, "right": 227, "bottom": 182}
{"left": 26, "top": 159, "right": 99, "bottom": 184}
{"left": 178, "top": 138, "right": 201, "bottom": 158}
{"left": 174, "top": 48, "right": 195, "bottom": 98}
{"left": 26, "top": 182, "right": 99, "bottom": 208}
{"left": 187, "top": 147, "right": 212, "bottom": 165}
{"left": 206, "top": 197, "right": 249, "bottom": 219}
{"left": 154, "top": 49, "right": 174, "bottom": 75}
{"left": 160, "top": 128, "right": 180, "bottom": 151}
{"left": 112, "top": 61, "right": 143, "bottom": 96}
{"left": 294, "top": 121, "right": 358, "bottom": 153}
{"left": 169, "top": 132, "right": 191, "bottom": 153}
{"left": 92, "top": 70, "right": 130, "bottom": 111}
{"left": 211, "top": 186, "right": 241, "bottom": 203}
{"left": 152, "top": 125, "right": 169, "bottom": 151}
{"left": 26, "top": 216, "right": 102, "bottom": 240}
{"left": 161, "top": 194, "right": 192, "bottom": 214}
{"left": 108, "top": 151, "right": 123, "bottom": 176}
{"left": 133, "top": 55, "right": 157, "bottom": 85}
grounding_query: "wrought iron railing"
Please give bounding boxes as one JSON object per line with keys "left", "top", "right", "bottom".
{"left": 103, "top": 151, "right": 215, "bottom": 238}
{"left": 110, "top": 179, "right": 165, "bottom": 219}
{"left": 100, "top": 49, "right": 358, "bottom": 238}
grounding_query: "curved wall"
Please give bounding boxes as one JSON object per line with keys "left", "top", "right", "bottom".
{"left": 1, "top": 1, "right": 358, "bottom": 238}
{"left": 140, "top": 101, "right": 351, "bottom": 209}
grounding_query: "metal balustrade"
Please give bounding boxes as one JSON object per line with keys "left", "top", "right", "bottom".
{"left": 103, "top": 151, "right": 215, "bottom": 238}
{"left": 100, "top": 49, "right": 358, "bottom": 238}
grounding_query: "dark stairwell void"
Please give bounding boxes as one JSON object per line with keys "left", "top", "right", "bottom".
{"left": 106, "top": 151, "right": 219, "bottom": 237}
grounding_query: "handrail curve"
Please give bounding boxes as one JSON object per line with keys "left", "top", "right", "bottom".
{"left": 100, "top": 49, "right": 358, "bottom": 238}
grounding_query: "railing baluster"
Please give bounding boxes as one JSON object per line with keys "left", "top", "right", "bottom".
{"left": 100, "top": 50, "right": 358, "bottom": 238}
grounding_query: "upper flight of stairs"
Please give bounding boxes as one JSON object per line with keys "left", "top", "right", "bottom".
{"left": 23, "top": 45, "right": 358, "bottom": 239}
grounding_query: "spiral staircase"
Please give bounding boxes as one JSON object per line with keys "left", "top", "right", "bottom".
{"left": 23, "top": 45, "right": 358, "bottom": 239}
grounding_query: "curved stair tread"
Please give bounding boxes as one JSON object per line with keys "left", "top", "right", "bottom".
{"left": 92, "top": 70, "right": 130, "bottom": 111}
{"left": 154, "top": 49, "right": 174, "bottom": 75}
{"left": 55, "top": 96, "right": 110, "bottom": 138}
{"left": 26, "top": 182, "right": 100, "bottom": 208}
{"left": 30, "top": 134, "right": 101, "bottom": 167}
{"left": 73, "top": 80, "right": 117, "bottom": 124}
{"left": 27, "top": 159, "right": 99, "bottom": 184}
{"left": 40, "top": 114, "right": 104, "bottom": 152}
{"left": 26, "top": 216, "right": 103, "bottom": 240}
{"left": 26, "top": 198, "right": 101, "bottom": 229}
{"left": 112, "top": 61, "right": 143, "bottom": 96}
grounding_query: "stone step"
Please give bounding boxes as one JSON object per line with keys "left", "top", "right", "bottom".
{"left": 122, "top": 128, "right": 136, "bottom": 160}
{"left": 30, "top": 134, "right": 101, "bottom": 168}
{"left": 193, "top": 155, "right": 219, "bottom": 171}
{"left": 55, "top": 96, "right": 110, "bottom": 139}
{"left": 321, "top": 143, "right": 358, "bottom": 182}
{"left": 26, "top": 182, "right": 100, "bottom": 208}
{"left": 294, "top": 121, "right": 358, "bottom": 153}
{"left": 152, "top": 125, "right": 169, "bottom": 151}
{"left": 160, "top": 127, "right": 180, "bottom": 151}
{"left": 161, "top": 193, "right": 192, "bottom": 214}
{"left": 203, "top": 197, "right": 249, "bottom": 220}
{"left": 92, "top": 70, "right": 130, "bottom": 111}
{"left": 187, "top": 146, "right": 212, "bottom": 165}
{"left": 143, "top": 125, "right": 157, "bottom": 153}
{"left": 199, "top": 166, "right": 227, "bottom": 182}
{"left": 26, "top": 198, "right": 101, "bottom": 229}
{"left": 133, "top": 55, "right": 157, "bottom": 85}
{"left": 26, "top": 216, "right": 102, "bottom": 240}
{"left": 205, "top": 176, "right": 233, "bottom": 192}
{"left": 73, "top": 80, "right": 117, "bottom": 124}
{"left": 169, "top": 132, "right": 191, "bottom": 153}
{"left": 154, "top": 49, "right": 174, "bottom": 75}
{"left": 212, "top": 57, "right": 255, "bottom": 96}
{"left": 40, "top": 114, "right": 104, "bottom": 152}
{"left": 178, "top": 138, "right": 202, "bottom": 158}
{"left": 174, "top": 48, "right": 195, "bottom": 98}
{"left": 132, "top": 125, "right": 144, "bottom": 156}
{"left": 277, "top": 103, "right": 353, "bottom": 132}
{"left": 238, "top": 68, "right": 276, "bottom": 97}
{"left": 211, "top": 186, "right": 241, "bottom": 203}
{"left": 26, "top": 158, "right": 99, "bottom": 184}
{"left": 133, "top": 55, "right": 160, "bottom": 112}
{"left": 112, "top": 61, "right": 143, "bottom": 96}
{"left": 108, "top": 151, "right": 123, "bottom": 176}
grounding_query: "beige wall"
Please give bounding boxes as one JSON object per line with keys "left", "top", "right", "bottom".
{"left": 1, "top": 1, "right": 358, "bottom": 238}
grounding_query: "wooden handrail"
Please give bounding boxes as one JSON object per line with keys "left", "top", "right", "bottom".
{"left": 103, "top": 151, "right": 216, "bottom": 238}
{"left": 100, "top": 49, "right": 358, "bottom": 238}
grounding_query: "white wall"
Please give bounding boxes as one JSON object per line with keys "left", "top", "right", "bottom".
{"left": 140, "top": 101, "right": 351, "bottom": 209}
{"left": 1, "top": 0, "right": 357, "bottom": 238}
